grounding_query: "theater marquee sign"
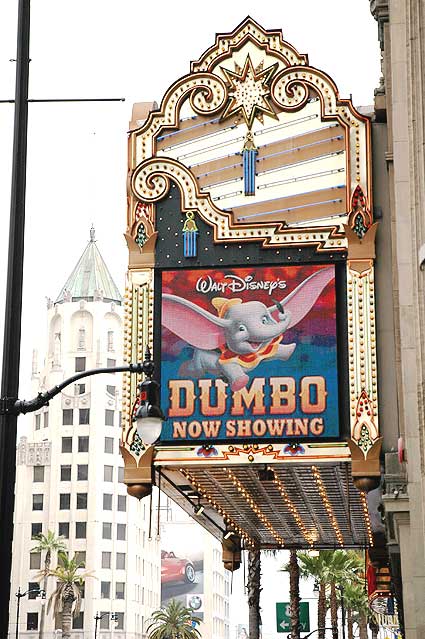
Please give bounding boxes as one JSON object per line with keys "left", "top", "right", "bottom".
{"left": 121, "top": 18, "right": 381, "bottom": 549}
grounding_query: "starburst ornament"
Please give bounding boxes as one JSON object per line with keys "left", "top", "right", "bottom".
{"left": 221, "top": 55, "right": 278, "bottom": 129}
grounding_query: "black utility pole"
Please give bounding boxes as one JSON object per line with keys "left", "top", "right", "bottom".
{"left": 0, "top": 1, "right": 30, "bottom": 637}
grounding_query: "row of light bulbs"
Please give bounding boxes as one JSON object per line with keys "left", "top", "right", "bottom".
{"left": 272, "top": 470, "right": 316, "bottom": 546}
{"left": 359, "top": 490, "right": 374, "bottom": 547}
{"left": 311, "top": 465, "right": 344, "bottom": 546}
{"left": 226, "top": 469, "right": 285, "bottom": 546}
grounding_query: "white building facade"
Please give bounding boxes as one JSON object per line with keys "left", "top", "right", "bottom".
{"left": 9, "top": 230, "right": 161, "bottom": 639}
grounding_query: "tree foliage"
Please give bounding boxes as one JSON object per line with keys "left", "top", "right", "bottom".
{"left": 147, "top": 599, "right": 202, "bottom": 639}
{"left": 31, "top": 530, "right": 67, "bottom": 569}
{"left": 289, "top": 550, "right": 365, "bottom": 639}
{"left": 31, "top": 529, "right": 68, "bottom": 639}
{"left": 38, "top": 552, "right": 94, "bottom": 639}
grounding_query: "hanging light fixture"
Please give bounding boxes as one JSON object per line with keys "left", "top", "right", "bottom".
{"left": 133, "top": 348, "right": 164, "bottom": 445}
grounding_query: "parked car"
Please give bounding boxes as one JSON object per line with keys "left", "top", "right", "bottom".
{"left": 161, "top": 550, "right": 196, "bottom": 584}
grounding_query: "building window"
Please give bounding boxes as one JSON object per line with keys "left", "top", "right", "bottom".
{"left": 117, "top": 495, "right": 126, "bottom": 512}
{"left": 100, "top": 612, "right": 110, "bottom": 630}
{"left": 75, "top": 522, "right": 87, "bottom": 539}
{"left": 43, "top": 412, "right": 49, "bottom": 428}
{"left": 30, "top": 552, "right": 41, "bottom": 569}
{"left": 79, "top": 408, "right": 90, "bottom": 425}
{"left": 77, "top": 464, "right": 88, "bottom": 481}
{"left": 72, "top": 612, "right": 84, "bottom": 630}
{"left": 116, "top": 552, "right": 126, "bottom": 570}
{"left": 107, "top": 358, "right": 116, "bottom": 369}
{"left": 27, "top": 612, "right": 38, "bottom": 631}
{"left": 28, "top": 582, "right": 40, "bottom": 600}
{"left": 33, "top": 466, "right": 44, "bottom": 482}
{"left": 35, "top": 414, "right": 41, "bottom": 430}
{"left": 62, "top": 409, "right": 73, "bottom": 425}
{"left": 78, "top": 436, "right": 89, "bottom": 453}
{"left": 60, "top": 494, "right": 70, "bottom": 510}
{"left": 107, "top": 330, "right": 114, "bottom": 352}
{"left": 78, "top": 327, "right": 86, "bottom": 350}
{"left": 101, "top": 581, "right": 111, "bottom": 599}
{"left": 58, "top": 552, "right": 69, "bottom": 566}
{"left": 118, "top": 466, "right": 124, "bottom": 483}
{"left": 76, "top": 383, "right": 85, "bottom": 395}
{"left": 117, "top": 524, "right": 126, "bottom": 541}
{"left": 103, "top": 494, "right": 112, "bottom": 510}
{"left": 115, "top": 612, "right": 124, "bottom": 630}
{"left": 76, "top": 493, "right": 87, "bottom": 509}
{"left": 75, "top": 551, "right": 86, "bottom": 566}
{"left": 60, "top": 465, "right": 71, "bottom": 481}
{"left": 101, "top": 552, "right": 111, "bottom": 569}
{"left": 75, "top": 357, "right": 86, "bottom": 372}
{"left": 115, "top": 582, "right": 125, "bottom": 599}
{"left": 105, "top": 408, "right": 114, "bottom": 425}
{"left": 61, "top": 437, "right": 72, "bottom": 453}
{"left": 104, "top": 465, "right": 113, "bottom": 482}
{"left": 31, "top": 523, "right": 42, "bottom": 538}
{"left": 58, "top": 522, "right": 69, "bottom": 538}
{"left": 32, "top": 494, "right": 43, "bottom": 511}
{"left": 102, "top": 523, "right": 112, "bottom": 539}
{"left": 104, "top": 437, "right": 114, "bottom": 454}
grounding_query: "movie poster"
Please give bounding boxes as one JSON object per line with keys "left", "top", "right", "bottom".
{"left": 160, "top": 264, "right": 339, "bottom": 443}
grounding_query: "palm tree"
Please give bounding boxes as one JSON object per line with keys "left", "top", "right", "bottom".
{"left": 31, "top": 530, "right": 67, "bottom": 639}
{"left": 39, "top": 552, "right": 94, "bottom": 639}
{"left": 288, "top": 550, "right": 300, "bottom": 639}
{"left": 146, "top": 599, "right": 201, "bottom": 639}
{"left": 247, "top": 549, "right": 261, "bottom": 639}
{"left": 342, "top": 582, "right": 369, "bottom": 639}
{"left": 297, "top": 550, "right": 364, "bottom": 639}
{"left": 323, "top": 550, "right": 363, "bottom": 639}
{"left": 297, "top": 552, "right": 327, "bottom": 639}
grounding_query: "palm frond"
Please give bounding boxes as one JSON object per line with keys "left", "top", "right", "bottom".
{"left": 44, "top": 553, "right": 95, "bottom": 620}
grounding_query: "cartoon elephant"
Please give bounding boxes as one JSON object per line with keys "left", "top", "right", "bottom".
{"left": 162, "top": 267, "right": 334, "bottom": 391}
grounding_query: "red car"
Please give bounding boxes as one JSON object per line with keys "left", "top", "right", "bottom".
{"left": 161, "top": 550, "right": 196, "bottom": 584}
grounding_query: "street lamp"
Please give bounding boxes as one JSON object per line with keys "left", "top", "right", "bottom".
{"left": 15, "top": 586, "right": 46, "bottom": 639}
{"left": 94, "top": 611, "right": 118, "bottom": 638}
{"left": 133, "top": 348, "right": 164, "bottom": 445}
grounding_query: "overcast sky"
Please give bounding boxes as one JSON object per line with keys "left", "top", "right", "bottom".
{"left": 1, "top": 3, "right": 379, "bottom": 633}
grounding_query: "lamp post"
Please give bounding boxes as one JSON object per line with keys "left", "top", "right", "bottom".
{"left": 0, "top": 0, "right": 125, "bottom": 633}
{"left": 94, "top": 611, "right": 118, "bottom": 638}
{"left": 15, "top": 586, "right": 46, "bottom": 639}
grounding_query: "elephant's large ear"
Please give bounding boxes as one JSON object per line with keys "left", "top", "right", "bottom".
{"left": 162, "top": 294, "right": 227, "bottom": 350}
{"left": 269, "top": 266, "right": 335, "bottom": 329}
